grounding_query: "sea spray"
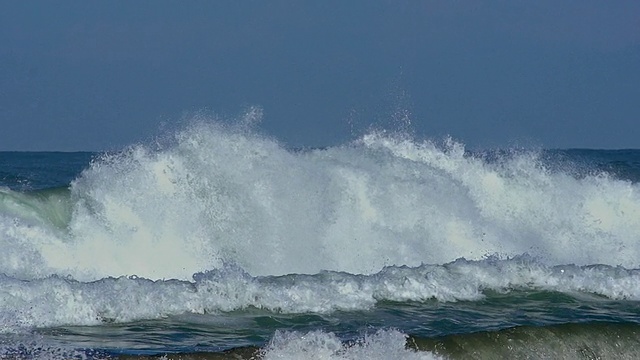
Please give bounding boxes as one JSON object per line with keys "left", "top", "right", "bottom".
{"left": 2, "top": 122, "right": 640, "bottom": 357}
{"left": 261, "top": 329, "right": 439, "bottom": 360}
{"left": 0, "top": 122, "right": 639, "bottom": 282}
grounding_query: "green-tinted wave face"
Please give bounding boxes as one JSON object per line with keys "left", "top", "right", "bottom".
{"left": 411, "top": 322, "right": 640, "bottom": 360}
{"left": 0, "top": 187, "right": 74, "bottom": 230}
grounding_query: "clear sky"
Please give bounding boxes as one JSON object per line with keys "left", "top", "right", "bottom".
{"left": 1, "top": 1, "right": 639, "bottom": 151}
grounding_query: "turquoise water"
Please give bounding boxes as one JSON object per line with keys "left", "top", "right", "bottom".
{"left": 2, "top": 124, "right": 640, "bottom": 359}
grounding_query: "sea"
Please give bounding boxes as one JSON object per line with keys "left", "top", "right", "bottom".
{"left": 1, "top": 122, "right": 640, "bottom": 359}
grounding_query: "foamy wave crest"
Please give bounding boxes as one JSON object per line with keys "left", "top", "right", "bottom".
{"left": 2, "top": 258, "right": 640, "bottom": 331}
{"left": 1, "top": 118, "right": 640, "bottom": 281}
{"left": 260, "top": 329, "right": 439, "bottom": 360}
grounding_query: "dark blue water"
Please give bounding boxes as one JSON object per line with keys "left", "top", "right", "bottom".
{"left": 0, "top": 152, "right": 95, "bottom": 191}
{"left": 1, "top": 128, "right": 640, "bottom": 359}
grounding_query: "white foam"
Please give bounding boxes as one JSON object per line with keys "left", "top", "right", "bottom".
{"left": 1, "top": 258, "right": 640, "bottom": 332}
{"left": 1, "top": 120, "right": 640, "bottom": 282}
{"left": 260, "top": 329, "right": 440, "bottom": 360}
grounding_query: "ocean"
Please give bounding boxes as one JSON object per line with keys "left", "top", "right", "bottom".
{"left": 1, "top": 122, "right": 640, "bottom": 359}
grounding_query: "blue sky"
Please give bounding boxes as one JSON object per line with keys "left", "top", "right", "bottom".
{"left": 1, "top": 1, "right": 639, "bottom": 151}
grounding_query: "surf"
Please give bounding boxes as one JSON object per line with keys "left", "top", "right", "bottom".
{"left": 1, "top": 120, "right": 640, "bottom": 282}
{"left": 2, "top": 258, "right": 640, "bottom": 332}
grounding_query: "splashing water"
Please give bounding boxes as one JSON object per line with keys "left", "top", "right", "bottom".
{"left": 1, "top": 121, "right": 639, "bottom": 283}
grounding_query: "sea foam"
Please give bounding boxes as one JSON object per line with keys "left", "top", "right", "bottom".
{"left": 1, "top": 258, "right": 640, "bottom": 331}
{"left": 0, "top": 120, "right": 639, "bottom": 283}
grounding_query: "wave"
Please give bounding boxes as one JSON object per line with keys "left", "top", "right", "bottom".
{"left": 5, "top": 323, "right": 637, "bottom": 359}
{"left": 1, "top": 258, "right": 640, "bottom": 331}
{"left": 0, "top": 329, "right": 437, "bottom": 360}
{"left": 1, "top": 120, "right": 640, "bottom": 281}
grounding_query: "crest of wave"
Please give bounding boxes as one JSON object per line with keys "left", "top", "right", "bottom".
{"left": 25, "top": 113, "right": 640, "bottom": 281}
